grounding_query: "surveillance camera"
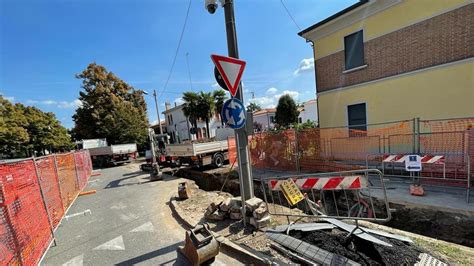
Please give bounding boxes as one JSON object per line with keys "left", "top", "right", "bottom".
{"left": 205, "top": 0, "right": 218, "bottom": 14}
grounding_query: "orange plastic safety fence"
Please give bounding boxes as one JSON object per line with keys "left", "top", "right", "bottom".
{"left": 74, "top": 152, "right": 88, "bottom": 190}
{"left": 249, "top": 130, "right": 297, "bottom": 171}
{"left": 0, "top": 159, "right": 52, "bottom": 266}
{"left": 227, "top": 137, "right": 238, "bottom": 166}
{"left": 0, "top": 150, "right": 92, "bottom": 266}
{"left": 36, "top": 156, "right": 65, "bottom": 228}
{"left": 56, "top": 153, "right": 79, "bottom": 209}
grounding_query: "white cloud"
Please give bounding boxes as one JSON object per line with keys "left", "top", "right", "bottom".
{"left": 293, "top": 57, "right": 314, "bottom": 76}
{"left": 27, "top": 98, "right": 82, "bottom": 109}
{"left": 211, "top": 82, "right": 221, "bottom": 89}
{"left": 266, "top": 87, "right": 277, "bottom": 95}
{"left": 174, "top": 97, "right": 184, "bottom": 105}
{"left": 27, "top": 99, "right": 57, "bottom": 105}
{"left": 249, "top": 88, "right": 299, "bottom": 108}
{"left": 5, "top": 96, "right": 15, "bottom": 102}
{"left": 275, "top": 90, "right": 300, "bottom": 100}
{"left": 0, "top": 91, "right": 15, "bottom": 102}
{"left": 57, "top": 99, "right": 82, "bottom": 109}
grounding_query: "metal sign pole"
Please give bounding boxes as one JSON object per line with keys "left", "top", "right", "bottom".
{"left": 222, "top": 0, "right": 254, "bottom": 204}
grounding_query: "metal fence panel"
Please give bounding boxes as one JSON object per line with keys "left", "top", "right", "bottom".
{"left": 260, "top": 169, "right": 391, "bottom": 222}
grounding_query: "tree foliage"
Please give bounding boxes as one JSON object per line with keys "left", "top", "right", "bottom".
{"left": 247, "top": 102, "right": 262, "bottom": 113}
{"left": 72, "top": 63, "right": 148, "bottom": 147}
{"left": 182, "top": 90, "right": 227, "bottom": 139}
{"left": 275, "top": 94, "right": 299, "bottom": 128}
{"left": 0, "top": 96, "right": 73, "bottom": 158}
{"left": 212, "top": 90, "right": 227, "bottom": 126}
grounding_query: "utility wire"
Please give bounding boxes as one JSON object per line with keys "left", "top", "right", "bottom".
{"left": 158, "top": 0, "right": 192, "bottom": 98}
{"left": 280, "top": 0, "right": 301, "bottom": 31}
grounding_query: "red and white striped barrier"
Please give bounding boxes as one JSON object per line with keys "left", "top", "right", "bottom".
{"left": 382, "top": 155, "right": 445, "bottom": 164}
{"left": 269, "top": 176, "right": 367, "bottom": 191}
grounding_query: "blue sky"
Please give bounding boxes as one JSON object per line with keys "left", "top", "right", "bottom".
{"left": 0, "top": 0, "right": 357, "bottom": 128}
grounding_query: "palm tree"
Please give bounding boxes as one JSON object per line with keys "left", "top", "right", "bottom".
{"left": 196, "top": 91, "right": 215, "bottom": 138}
{"left": 182, "top": 91, "right": 199, "bottom": 130}
{"left": 212, "top": 89, "right": 227, "bottom": 126}
{"left": 247, "top": 102, "right": 262, "bottom": 113}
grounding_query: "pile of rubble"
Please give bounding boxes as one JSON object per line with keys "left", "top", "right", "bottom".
{"left": 204, "top": 196, "right": 271, "bottom": 229}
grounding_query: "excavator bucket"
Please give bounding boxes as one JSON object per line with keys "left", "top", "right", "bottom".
{"left": 180, "top": 224, "right": 220, "bottom": 265}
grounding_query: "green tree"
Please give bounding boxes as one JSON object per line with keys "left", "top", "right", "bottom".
{"left": 182, "top": 91, "right": 200, "bottom": 130}
{"left": 72, "top": 63, "right": 149, "bottom": 148}
{"left": 197, "top": 91, "right": 215, "bottom": 138}
{"left": 0, "top": 97, "right": 29, "bottom": 157}
{"left": 23, "top": 106, "right": 73, "bottom": 154}
{"left": 212, "top": 89, "right": 227, "bottom": 126}
{"left": 275, "top": 94, "right": 299, "bottom": 128}
{"left": 0, "top": 96, "right": 73, "bottom": 158}
{"left": 247, "top": 102, "right": 262, "bottom": 113}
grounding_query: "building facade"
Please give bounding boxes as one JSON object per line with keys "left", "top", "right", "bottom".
{"left": 299, "top": 0, "right": 474, "bottom": 128}
{"left": 298, "top": 99, "right": 318, "bottom": 123}
{"left": 162, "top": 102, "right": 223, "bottom": 143}
{"left": 253, "top": 108, "right": 276, "bottom": 131}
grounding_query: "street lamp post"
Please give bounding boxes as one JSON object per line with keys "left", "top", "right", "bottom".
{"left": 153, "top": 89, "right": 163, "bottom": 135}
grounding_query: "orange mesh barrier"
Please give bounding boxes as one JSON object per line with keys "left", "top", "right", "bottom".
{"left": 227, "top": 137, "right": 238, "bottom": 165}
{"left": 250, "top": 118, "right": 473, "bottom": 183}
{"left": 36, "top": 156, "right": 65, "bottom": 228}
{"left": 249, "top": 130, "right": 297, "bottom": 171}
{"left": 0, "top": 159, "right": 52, "bottom": 265}
{"left": 56, "top": 153, "right": 79, "bottom": 209}
{"left": 0, "top": 150, "right": 91, "bottom": 266}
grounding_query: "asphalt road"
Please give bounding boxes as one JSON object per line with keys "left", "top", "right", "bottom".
{"left": 41, "top": 163, "right": 242, "bottom": 265}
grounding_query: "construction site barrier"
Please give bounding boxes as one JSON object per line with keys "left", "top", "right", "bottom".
{"left": 260, "top": 169, "right": 391, "bottom": 222}
{"left": 249, "top": 117, "right": 474, "bottom": 200}
{"left": 0, "top": 150, "right": 92, "bottom": 266}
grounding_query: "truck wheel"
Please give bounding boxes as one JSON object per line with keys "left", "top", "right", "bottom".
{"left": 212, "top": 153, "right": 225, "bottom": 168}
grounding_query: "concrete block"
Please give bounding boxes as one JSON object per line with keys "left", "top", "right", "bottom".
{"left": 245, "top": 197, "right": 263, "bottom": 212}
{"left": 229, "top": 211, "right": 243, "bottom": 220}
{"left": 206, "top": 210, "right": 226, "bottom": 221}
{"left": 249, "top": 214, "right": 271, "bottom": 229}
{"left": 205, "top": 202, "right": 220, "bottom": 217}
{"left": 252, "top": 205, "right": 268, "bottom": 220}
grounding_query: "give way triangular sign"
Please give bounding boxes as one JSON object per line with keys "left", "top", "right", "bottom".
{"left": 211, "top": 54, "right": 246, "bottom": 97}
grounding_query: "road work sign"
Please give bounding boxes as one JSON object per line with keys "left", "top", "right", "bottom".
{"left": 222, "top": 98, "right": 246, "bottom": 129}
{"left": 211, "top": 54, "right": 246, "bottom": 97}
{"left": 280, "top": 179, "right": 305, "bottom": 206}
{"left": 405, "top": 155, "right": 422, "bottom": 171}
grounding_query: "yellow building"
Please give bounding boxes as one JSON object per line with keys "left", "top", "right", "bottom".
{"left": 299, "top": 0, "right": 474, "bottom": 129}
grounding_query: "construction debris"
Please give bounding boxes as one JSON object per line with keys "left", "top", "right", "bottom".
{"left": 178, "top": 182, "right": 191, "bottom": 200}
{"left": 266, "top": 232, "right": 360, "bottom": 266}
{"left": 410, "top": 184, "right": 425, "bottom": 196}
{"left": 78, "top": 190, "right": 96, "bottom": 196}
{"left": 203, "top": 196, "right": 271, "bottom": 229}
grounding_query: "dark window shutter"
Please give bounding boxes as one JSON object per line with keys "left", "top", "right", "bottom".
{"left": 348, "top": 103, "right": 367, "bottom": 136}
{"left": 344, "top": 30, "right": 365, "bottom": 70}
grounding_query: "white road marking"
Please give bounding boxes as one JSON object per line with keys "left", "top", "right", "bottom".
{"left": 93, "top": 236, "right": 125, "bottom": 250}
{"left": 65, "top": 209, "right": 92, "bottom": 221}
{"left": 62, "top": 254, "right": 83, "bottom": 266}
{"left": 130, "top": 222, "right": 154, "bottom": 233}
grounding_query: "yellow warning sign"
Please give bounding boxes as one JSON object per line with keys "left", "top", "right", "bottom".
{"left": 280, "top": 179, "right": 304, "bottom": 206}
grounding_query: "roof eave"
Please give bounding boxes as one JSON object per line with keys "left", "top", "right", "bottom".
{"left": 298, "top": 0, "right": 369, "bottom": 39}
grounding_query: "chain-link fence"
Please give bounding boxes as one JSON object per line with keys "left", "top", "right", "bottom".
{"left": 0, "top": 150, "right": 92, "bottom": 265}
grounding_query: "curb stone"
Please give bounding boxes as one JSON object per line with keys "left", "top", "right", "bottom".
{"left": 169, "top": 196, "right": 274, "bottom": 265}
